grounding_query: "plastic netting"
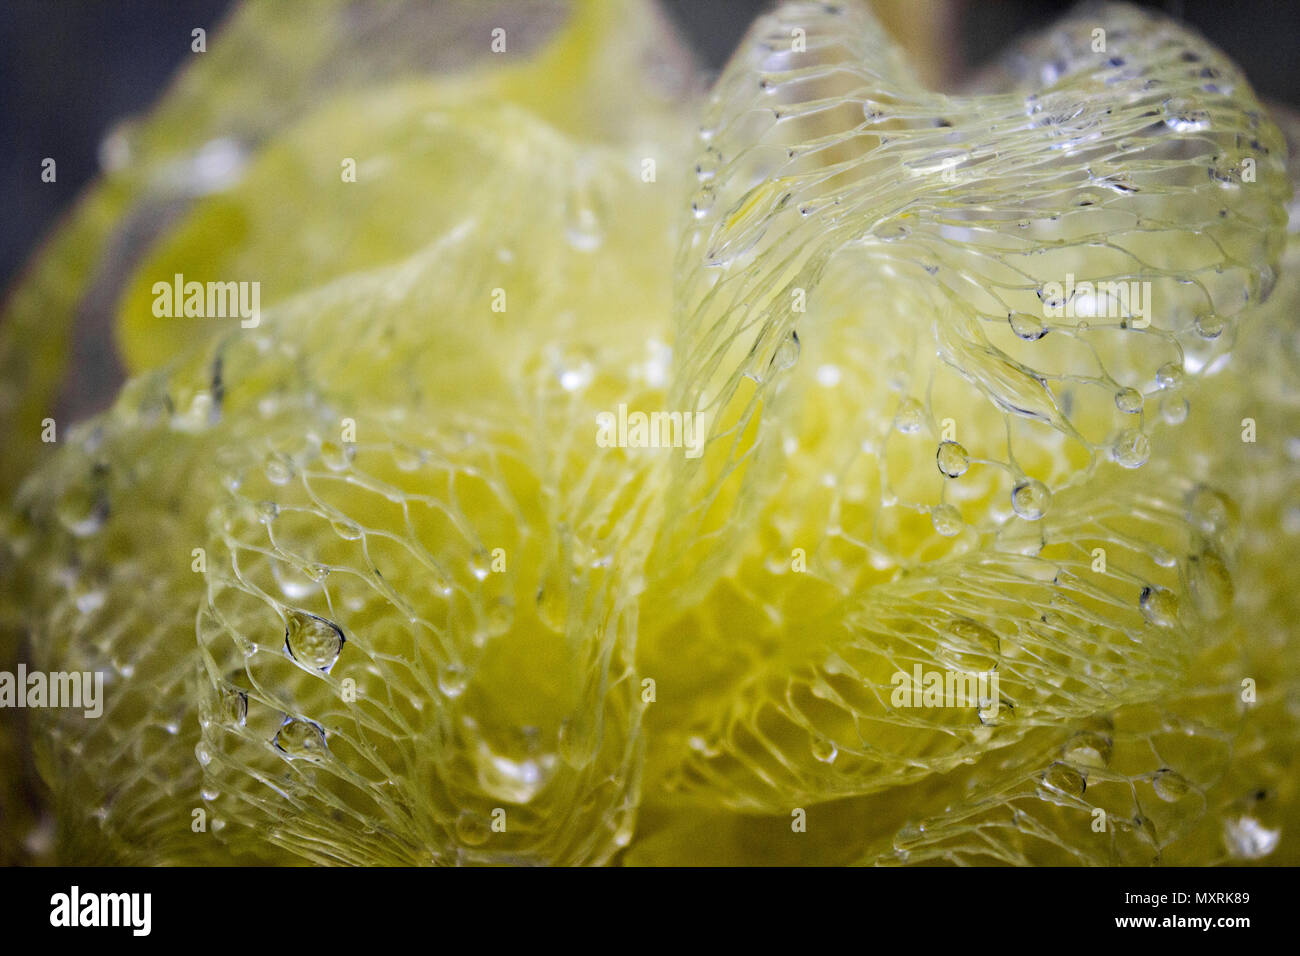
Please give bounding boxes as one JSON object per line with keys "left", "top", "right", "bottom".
{"left": 1, "top": 0, "right": 1297, "bottom": 866}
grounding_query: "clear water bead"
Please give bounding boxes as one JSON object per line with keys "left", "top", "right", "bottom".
{"left": 284, "top": 610, "right": 345, "bottom": 672}
{"left": 1011, "top": 479, "right": 1050, "bottom": 520}
{"left": 936, "top": 441, "right": 970, "bottom": 478}
{"left": 1114, "top": 387, "right": 1144, "bottom": 414}
{"left": 1009, "top": 311, "right": 1049, "bottom": 340}
{"left": 1152, "top": 768, "right": 1191, "bottom": 802}
{"left": 931, "top": 504, "right": 964, "bottom": 537}
{"left": 1040, "top": 761, "right": 1086, "bottom": 797}
{"left": 1111, "top": 428, "right": 1151, "bottom": 468}
{"left": 1162, "top": 97, "right": 1210, "bottom": 131}
{"left": 896, "top": 398, "right": 925, "bottom": 433}
{"left": 274, "top": 717, "right": 327, "bottom": 759}
{"left": 1139, "top": 586, "right": 1179, "bottom": 628}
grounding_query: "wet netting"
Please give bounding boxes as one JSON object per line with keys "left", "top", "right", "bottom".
{"left": 0, "top": 0, "right": 1296, "bottom": 865}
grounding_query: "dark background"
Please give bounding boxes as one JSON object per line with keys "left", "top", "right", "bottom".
{"left": 2, "top": 0, "right": 1297, "bottom": 292}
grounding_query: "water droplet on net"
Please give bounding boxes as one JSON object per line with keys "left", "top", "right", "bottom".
{"left": 565, "top": 211, "right": 603, "bottom": 252}
{"left": 1188, "top": 549, "right": 1233, "bottom": 619}
{"left": 484, "top": 597, "right": 514, "bottom": 637}
{"left": 1160, "top": 395, "right": 1189, "bottom": 425}
{"left": 438, "top": 664, "right": 469, "bottom": 699}
{"left": 1111, "top": 428, "right": 1150, "bottom": 468}
{"left": 220, "top": 686, "right": 248, "bottom": 727}
{"left": 455, "top": 809, "right": 490, "bottom": 846}
{"left": 274, "top": 717, "right": 328, "bottom": 759}
{"left": 1162, "top": 98, "right": 1210, "bottom": 132}
{"left": 1194, "top": 313, "right": 1225, "bottom": 339}
{"left": 1155, "top": 361, "right": 1184, "bottom": 390}
{"left": 942, "top": 619, "right": 1001, "bottom": 672}
{"left": 695, "top": 146, "right": 722, "bottom": 181}
{"left": 1139, "top": 586, "right": 1179, "bottom": 628}
{"left": 896, "top": 398, "right": 925, "bottom": 434}
{"left": 931, "top": 504, "right": 963, "bottom": 537}
{"left": 770, "top": 330, "right": 801, "bottom": 373}
{"left": 1152, "top": 768, "right": 1191, "bottom": 802}
{"left": 1011, "top": 479, "right": 1050, "bottom": 520}
{"left": 264, "top": 456, "right": 293, "bottom": 485}
{"left": 1114, "top": 387, "right": 1144, "bottom": 414}
{"left": 1062, "top": 731, "right": 1112, "bottom": 769}
{"left": 1040, "top": 761, "right": 1086, "bottom": 797}
{"left": 935, "top": 441, "right": 969, "bottom": 478}
{"left": 691, "top": 184, "right": 716, "bottom": 218}
{"left": 56, "top": 486, "right": 108, "bottom": 538}
{"left": 811, "top": 737, "right": 838, "bottom": 763}
{"left": 283, "top": 610, "right": 345, "bottom": 672}
{"left": 1187, "top": 485, "right": 1234, "bottom": 537}
{"left": 1009, "top": 311, "right": 1049, "bottom": 341}
{"left": 320, "top": 440, "right": 353, "bottom": 472}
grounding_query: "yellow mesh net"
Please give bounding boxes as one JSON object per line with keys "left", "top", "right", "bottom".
{"left": 1, "top": 0, "right": 1297, "bottom": 866}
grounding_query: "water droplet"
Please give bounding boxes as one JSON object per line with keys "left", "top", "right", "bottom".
{"left": 485, "top": 597, "right": 514, "bottom": 637}
{"left": 536, "top": 577, "right": 568, "bottom": 632}
{"left": 691, "top": 184, "right": 716, "bottom": 218}
{"left": 1187, "top": 485, "right": 1235, "bottom": 536}
{"left": 1152, "top": 768, "right": 1191, "bottom": 802}
{"left": 469, "top": 548, "right": 491, "bottom": 582}
{"left": 257, "top": 500, "right": 279, "bottom": 522}
{"left": 274, "top": 717, "right": 327, "bottom": 759}
{"left": 565, "top": 211, "right": 603, "bottom": 252}
{"left": 1160, "top": 395, "right": 1189, "bottom": 425}
{"left": 695, "top": 145, "right": 722, "bottom": 181}
{"left": 811, "top": 737, "right": 838, "bottom": 763}
{"left": 1114, "top": 387, "right": 1144, "bottom": 414}
{"left": 1222, "top": 815, "right": 1280, "bottom": 859}
{"left": 455, "top": 809, "right": 490, "bottom": 846}
{"left": 1009, "top": 311, "right": 1048, "bottom": 341}
{"left": 688, "top": 734, "right": 721, "bottom": 758}
{"left": 862, "top": 101, "right": 887, "bottom": 122}
{"left": 1040, "top": 761, "right": 1086, "bottom": 797}
{"left": 896, "top": 398, "right": 925, "bottom": 433}
{"left": 1111, "top": 428, "right": 1151, "bottom": 468}
{"left": 872, "top": 222, "right": 910, "bottom": 242}
{"left": 284, "top": 610, "right": 345, "bottom": 672}
{"left": 320, "top": 440, "right": 353, "bottom": 472}
{"left": 1155, "top": 361, "right": 1184, "bottom": 390}
{"left": 931, "top": 504, "right": 963, "bottom": 537}
{"left": 73, "top": 587, "right": 105, "bottom": 615}
{"left": 56, "top": 485, "right": 108, "bottom": 537}
{"left": 220, "top": 686, "right": 248, "bottom": 726}
{"left": 264, "top": 457, "right": 293, "bottom": 485}
{"left": 439, "top": 664, "right": 468, "bottom": 698}
{"left": 558, "top": 715, "right": 597, "bottom": 767}
{"left": 941, "top": 619, "right": 1001, "bottom": 672}
{"left": 1011, "top": 479, "right": 1050, "bottom": 520}
{"left": 1188, "top": 548, "right": 1233, "bottom": 619}
{"left": 1062, "top": 731, "right": 1112, "bottom": 769}
{"left": 935, "top": 441, "right": 969, "bottom": 478}
{"left": 1162, "top": 97, "right": 1210, "bottom": 131}
{"left": 1139, "top": 585, "right": 1179, "bottom": 627}
{"left": 1194, "top": 313, "right": 1224, "bottom": 339}
{"left": 770, "top": 329, "right": 800, "bottom": 372}
{"left": 393, "top": 444, "right": 427, "bottom": 471}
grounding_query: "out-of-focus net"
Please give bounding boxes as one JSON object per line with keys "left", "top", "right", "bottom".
{"left": 0, "top": 0, "right": 1296, "bottom": 867}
